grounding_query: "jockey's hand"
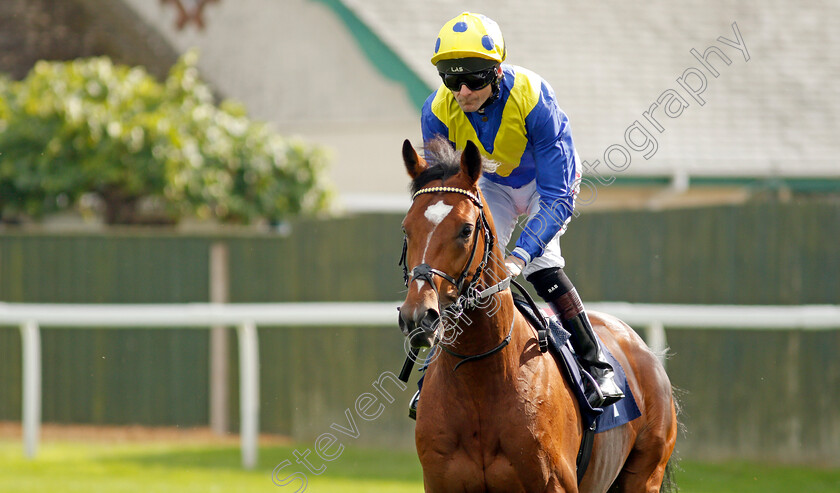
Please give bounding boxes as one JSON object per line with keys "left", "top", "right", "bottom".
{"left": 504, "top": 255, "right": 526, "bottom": 278}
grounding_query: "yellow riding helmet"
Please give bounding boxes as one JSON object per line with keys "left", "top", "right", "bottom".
{"left": 431, "top": 12, "right": 506, "bottom": 73}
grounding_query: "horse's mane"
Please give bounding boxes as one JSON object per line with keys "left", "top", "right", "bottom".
{"left": 410, "top": 136, "right": 498, "bottom": 195}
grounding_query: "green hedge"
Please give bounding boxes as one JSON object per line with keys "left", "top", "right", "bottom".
{"left": 0, "top": 52, "right": 331, "bottom": 224}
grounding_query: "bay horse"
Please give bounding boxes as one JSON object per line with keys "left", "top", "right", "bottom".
{"left": 397, "top": 138, "right": 677, "bottom": 492}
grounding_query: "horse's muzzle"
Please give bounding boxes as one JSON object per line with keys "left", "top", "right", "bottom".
{"left": 398, "top": 306, "right": 440, "bottom": 348}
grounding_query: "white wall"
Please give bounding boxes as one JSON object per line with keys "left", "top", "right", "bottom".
{"left": 121, "top": 0, "right": 424, "bottom": 209}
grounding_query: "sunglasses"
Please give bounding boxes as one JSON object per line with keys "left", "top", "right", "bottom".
{"left": 439, "top": 68, "right": 496, "bottom": 91}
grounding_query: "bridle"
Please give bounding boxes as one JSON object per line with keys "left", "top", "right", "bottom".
{"left": 399, "top": 186, "right": 502, "bottom": 308}
{"left": 398, "top": 185, "right": 514, "bottom": 371}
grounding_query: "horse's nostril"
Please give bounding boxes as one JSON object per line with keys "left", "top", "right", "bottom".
{"left": 419, "top": 308, "right": 440, "bottom": 331}
{"left": 398, "top": 307, "right": 412, "bottom": 334}
{"left": 399, "top": 304, "right": 440, "bottom": 348}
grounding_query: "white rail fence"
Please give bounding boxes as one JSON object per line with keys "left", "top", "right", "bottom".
{"left": 1, "top": 302, "right": 839, "bottom": 469}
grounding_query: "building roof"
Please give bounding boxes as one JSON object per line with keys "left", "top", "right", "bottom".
{"left": 339, "top": 0, "right": 840, "bottom": 183}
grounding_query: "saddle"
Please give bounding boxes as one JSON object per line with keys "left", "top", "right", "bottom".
{"left": 511, "top": 288, "right": 641, "bottom": 483}
{"left": 511, "top": 290, "right": 640, "bottom": 430}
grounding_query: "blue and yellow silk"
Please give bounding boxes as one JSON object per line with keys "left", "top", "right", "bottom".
{"left": 421, "top": 64, "right": 579, "bottom": 262}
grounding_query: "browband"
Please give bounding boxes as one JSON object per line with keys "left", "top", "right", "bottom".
{"left": 413, "top": 186, "right": 482, "bottom": 207}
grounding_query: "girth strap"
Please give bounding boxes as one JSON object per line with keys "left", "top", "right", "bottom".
{"left": 577, "top": 422, "right": 597, "bottom": 483}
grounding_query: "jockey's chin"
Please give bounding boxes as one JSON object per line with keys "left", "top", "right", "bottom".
{"left": 453, "top": 85, "right": 493, "bottom": 113}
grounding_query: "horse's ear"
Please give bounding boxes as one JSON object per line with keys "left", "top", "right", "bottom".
{"left": 460, "top": 140, "right": 483, "bottom": 184}
{"left": 402, "top": 139, "right": 428, "bottom": 179}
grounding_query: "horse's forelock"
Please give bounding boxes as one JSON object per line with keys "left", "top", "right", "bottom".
{"left": 410, "top": 137, "right": 499, "bottom": 195}
{"left": 410, "top": 138, "right": 460, "bottom": 194}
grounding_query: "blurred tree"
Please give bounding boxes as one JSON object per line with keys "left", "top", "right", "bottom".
{"left": 0, "top": 51, "right": 331, "bottom": 225}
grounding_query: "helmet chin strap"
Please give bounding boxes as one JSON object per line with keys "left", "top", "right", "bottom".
{"left": 477, "top": 69, "right": 502, "bottom": 112}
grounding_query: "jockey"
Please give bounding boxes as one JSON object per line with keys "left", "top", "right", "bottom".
{"left": 409, "top": 12, "right": 623, "bottom": 418}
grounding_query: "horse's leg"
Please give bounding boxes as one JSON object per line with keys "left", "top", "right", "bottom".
{"left": 611, "top": 446, "right": 672, "bottom": 492}
{"left": 611, "top": 398, "right": 677, "bottom": 492}
{"left": 579, "top": 426, "right": 634, "bottom": 493}
{"left": 587, "top": 313, "right": 678, "bottom": 493}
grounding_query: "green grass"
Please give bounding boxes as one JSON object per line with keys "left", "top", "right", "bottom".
{"left": 672, "top": 459, "right": 840, "bottom": 493}
{"left": 0, "top": 439, "right": 422, "bottom": 493}
{"left": 1, "top": 439, "right": 838, "bottom": 492}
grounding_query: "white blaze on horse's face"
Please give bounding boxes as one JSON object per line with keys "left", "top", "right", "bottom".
{"left": 424, "top": 200, "right": 453, "bottom": 227}
{"left": 416, "top": 200, "right": 454, "bottom": 291}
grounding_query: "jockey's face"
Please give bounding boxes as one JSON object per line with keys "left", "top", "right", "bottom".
{"left": 451, "top": 82, "right": 494, "bottom": 113}
{"left": 448, "top": 66, "right": 500, "bottom": 113}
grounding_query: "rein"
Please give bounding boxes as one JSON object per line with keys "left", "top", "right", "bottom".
{"left": 438, "top": 314, "right": 515, "bottom": 371}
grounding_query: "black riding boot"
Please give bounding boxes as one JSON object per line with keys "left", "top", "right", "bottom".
{"left": 527, "top": 267, "right": 624, "bottom": 408}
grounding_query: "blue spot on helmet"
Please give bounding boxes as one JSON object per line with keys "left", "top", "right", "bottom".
{"left": 481, "top": 35, "right": 495, "bottom": 51}
{"left": 453, "top": 21, "right": 468, "bottom": 32}
{"left": 435, "top": 37, "right": 441, "bottom": 53}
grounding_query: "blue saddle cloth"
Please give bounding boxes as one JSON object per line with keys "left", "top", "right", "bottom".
{"left": 518, "top": 299, "right": 641, "bottom": 433}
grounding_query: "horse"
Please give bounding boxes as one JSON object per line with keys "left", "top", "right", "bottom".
{"left": 397, "top": 138, "right": 678, "bottom": 492}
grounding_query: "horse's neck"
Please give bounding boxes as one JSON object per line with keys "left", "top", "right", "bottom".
{"left": 449, "top": 270, "right": 520, "bottom": 362}
{"left": 433, "top": 291, "right": 523, "bottom": 392}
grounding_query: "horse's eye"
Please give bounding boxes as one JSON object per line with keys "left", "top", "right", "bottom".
{"left": 460, "top": 224, "right": 474, "bottom": 238}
